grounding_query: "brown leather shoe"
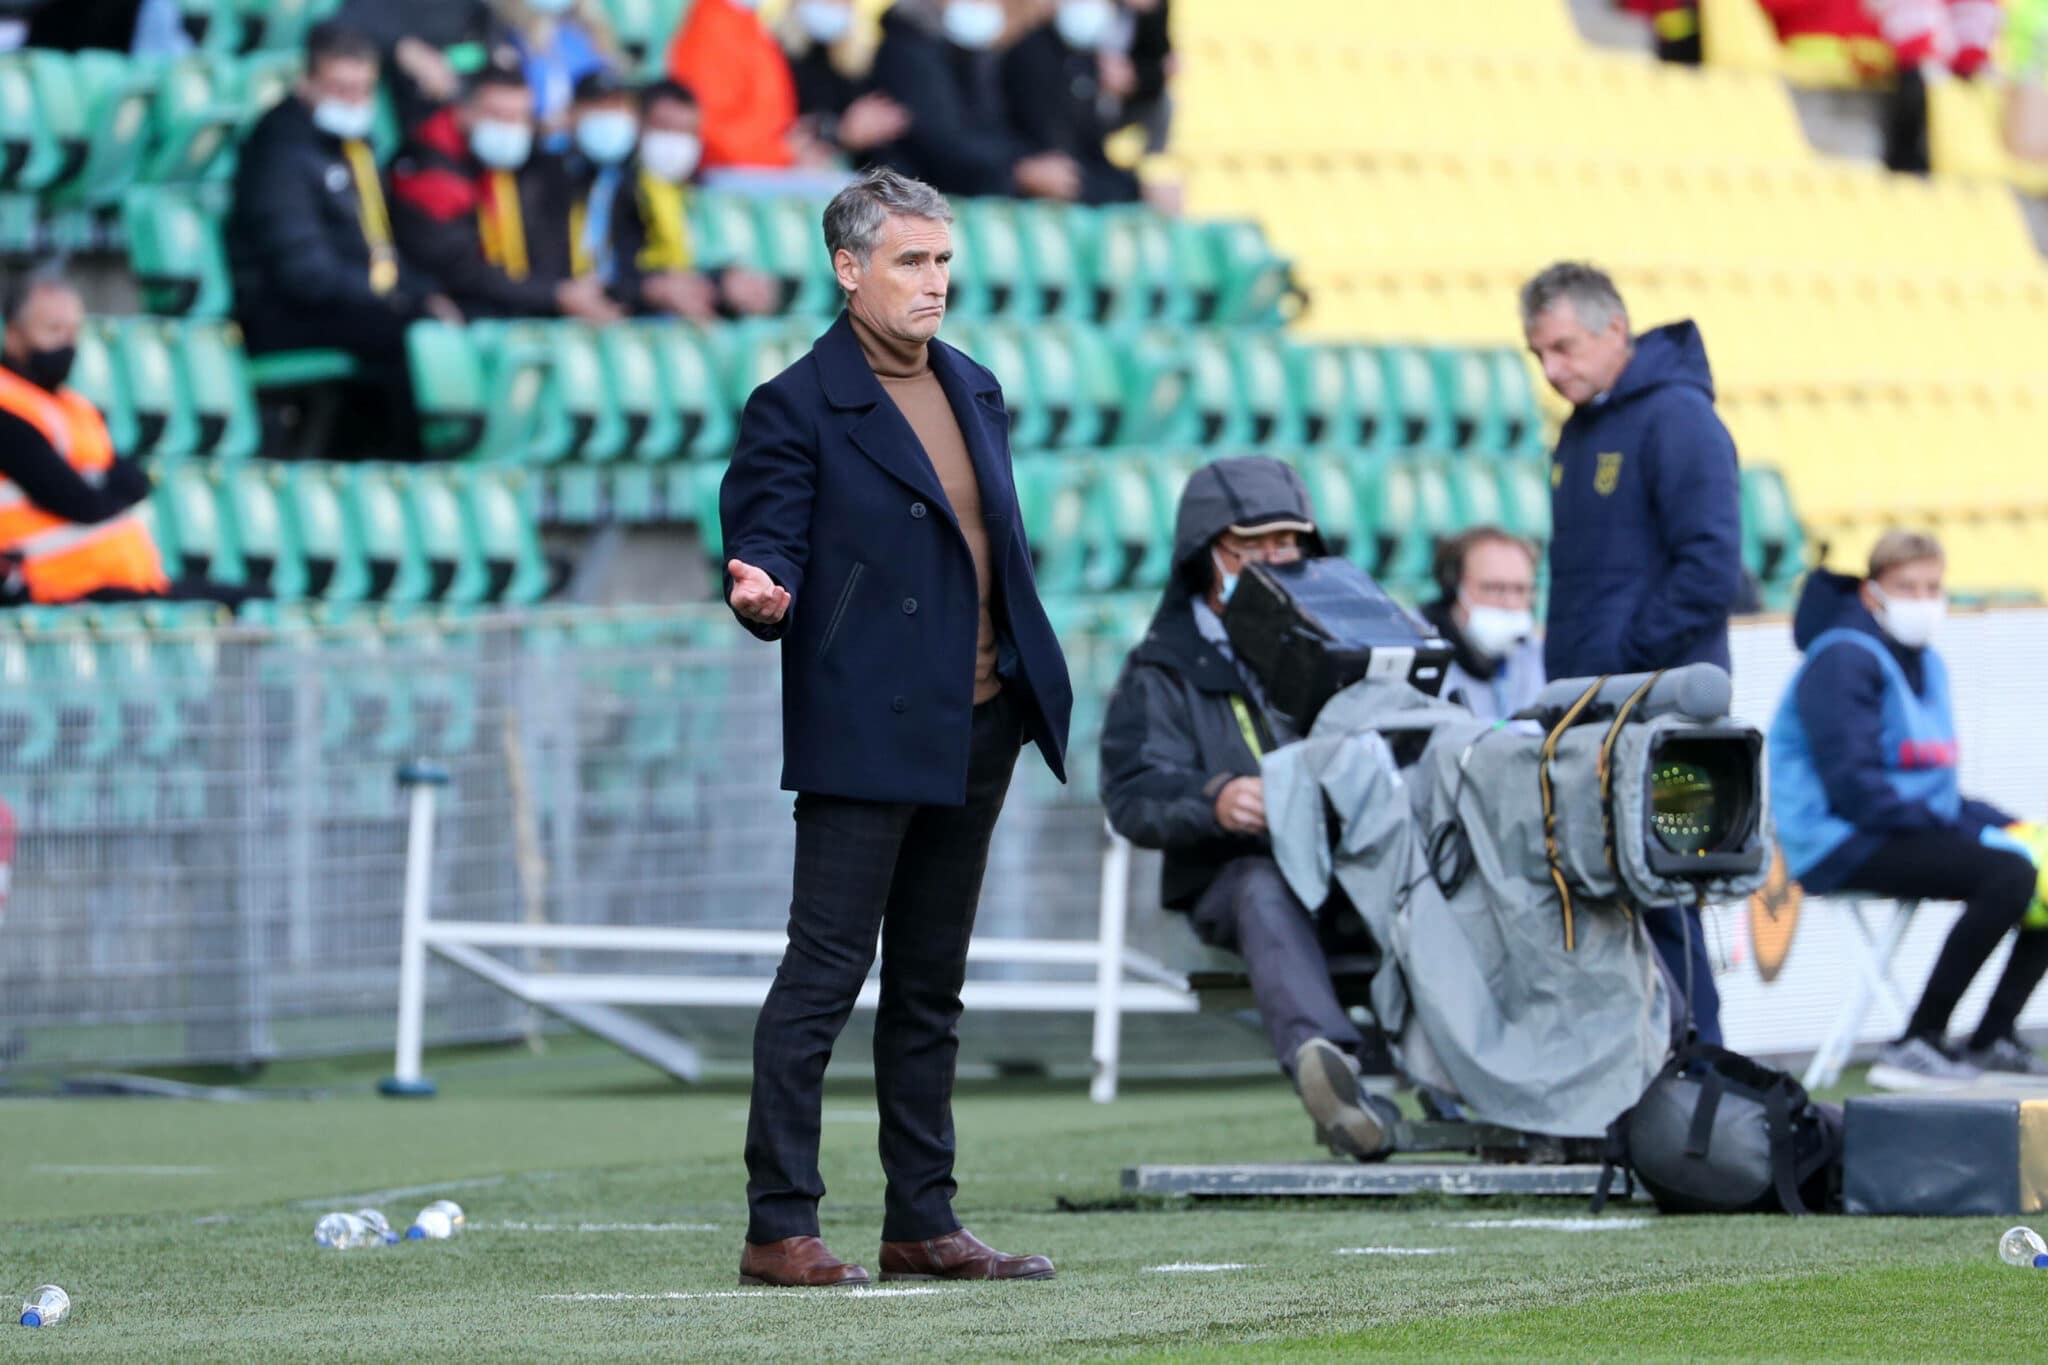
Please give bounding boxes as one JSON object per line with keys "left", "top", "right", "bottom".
{"left": 878, "top": 1228, "right": 1055, "bottom": 1282}
{"left": 738, "top": 1236, "right": 872, "bottom": 1288}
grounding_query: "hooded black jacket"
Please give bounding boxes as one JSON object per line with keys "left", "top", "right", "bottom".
{"left": 1100, "top": 457, "right": 1324, "bottom": 910}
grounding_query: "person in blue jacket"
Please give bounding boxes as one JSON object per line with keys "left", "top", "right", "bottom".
{"left": 1522, "top": 260, "right": 1744, "bottom": 1042}
{"left": 1770, "top": 530, "right": 2048, "bottom": 1088}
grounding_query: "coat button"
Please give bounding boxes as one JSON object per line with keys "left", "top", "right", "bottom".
{"left": 902, "top": 597, "right": 917, "bottom": 614}
{"left": 910, "top": 502, "right": 927, "bottom": 519}
{"left": 891, "top": 696, "right": 907, "bottom": 713}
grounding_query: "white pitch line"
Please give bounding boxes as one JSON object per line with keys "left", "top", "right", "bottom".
{"left": 33, "top": 1164, "right": 218, "bottom": 1176}
{"left": 1334, "top": 1247, "right": 1455, "bottom": 1256}
{"left": 1144, "top": 1263, "right": 1258, "bottom": 1273}
{"left": 1443, "top": 1217, "right": 1653, "bottom": 1232}
{"left": 293, "top": 1175, "right": 506, "bottom": 1209}
{"left": 542, "top": 1287, "right": 946, "bottom": 1302}
{"left": 483, "top": 1222, "right": 720, "bottom": 1233}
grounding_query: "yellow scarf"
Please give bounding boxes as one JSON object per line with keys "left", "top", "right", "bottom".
{"left": 340, "top": 138, "right": 398, "bottom": 295}
{"left": 477, "top": 170, "right": 528, "bottom": 282}
{"left": 633, "top": 171, "right": 693, "bottom": 274}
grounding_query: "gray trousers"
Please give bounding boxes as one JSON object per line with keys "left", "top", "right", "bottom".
{"left": 1190, "top": 856, "right": 1366, "bottom": 1075}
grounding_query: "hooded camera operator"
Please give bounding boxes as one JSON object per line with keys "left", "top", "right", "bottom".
{"left": 1100, "top": 456, "right": 1393, "bottom": 1159}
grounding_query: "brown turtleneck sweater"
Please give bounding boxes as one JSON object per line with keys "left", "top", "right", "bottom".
{"left": 850, "top": 309, "right": 1000, "bottom": 702}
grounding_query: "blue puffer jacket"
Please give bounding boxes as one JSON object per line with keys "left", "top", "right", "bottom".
{"left": 1766, "top": 569, "right": 2012, "bottom": 894}
{"left": 1543, "top": 321, "right": 1744, "bottom": 681}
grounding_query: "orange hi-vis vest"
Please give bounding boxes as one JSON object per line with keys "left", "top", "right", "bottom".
{"left": 0, "top": 366, "right": 168, "bottom": 602}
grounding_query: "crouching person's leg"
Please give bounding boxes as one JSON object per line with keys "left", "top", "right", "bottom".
{"left": 1191, "top": 856, "right": 1390, "bottom": 1158}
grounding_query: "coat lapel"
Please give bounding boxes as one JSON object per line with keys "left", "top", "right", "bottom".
{"left": 813, "top": 312, "right": 951, "bottom": 511}
{"left": 928, "top": 338, "right": 1018, "bottom": 530}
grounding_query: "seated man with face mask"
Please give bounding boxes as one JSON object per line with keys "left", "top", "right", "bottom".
{"left": 566, "top": 75, "right": 782, "bottom": 321}
{"left": 1771, "top": 530, "right": 2048, "bottom": 1090}
{"left": 391, "top": 62, "right": 621, "bottom": 322}
{"left": 1100, "top": 456, "right": 1394, "bottom": 1160}
{"left": 1419, "top": 526, "right": 1546, "bottom": 725}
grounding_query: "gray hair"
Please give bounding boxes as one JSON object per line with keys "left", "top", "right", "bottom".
{"left": 822, "top": 168, "right": 953, "bottom": 276}
{"left": 1519, "top": 261, "right": 1629, "bottom": 334}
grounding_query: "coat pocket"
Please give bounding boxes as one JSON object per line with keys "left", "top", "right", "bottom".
{"left": 815, "top": 561, "right": 865, "bottom": 661}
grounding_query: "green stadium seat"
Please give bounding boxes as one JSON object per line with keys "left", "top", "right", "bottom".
{"left": 1293, "top": 452, "right": 1367, "bottom": 565}
{"left": 688, "top": 190, "right": 761, "bottom": 271}
{"left": 123, "top": 188, "right": 233, "bottom": 317}
{"left": 23, "top": 52, "right": 91, "bottom": 199}
{"left": 459, "top": 468, "right": 555, "bottom": 605}
{"left": 680, "top": 461, "right": 723, "bottom": 555}
{"left": 1742, "top": 465, "right": 1806, "bottom": 604}
{"left": 1284, "top": 342, "right": 1354, "bottom": 450}
{"left": 406, "top": 320, "right": 490, "bottom": 457}
{"left": 1205, "top": 218, "right": 1293, "bottom": 326}
{"left": 280, "top": 463, "right": 372, "bottom": 603}
{"left": 1166, "top": 218, "right": 1225, "bottom": 325}
{"left": 1494, "top": 457, "right": 1552, "bottom": 548}
{"left": 1082, "top": 454, "right": 1160, "bottom": 592}
{"left": 1355, "top": 459, "right": 1429, "bottom": 591}
{"left": 396, "top": 466, "right": 488, "bottom": 603}
{"left": 1014, "top": 456, "right": 1091, "bottom": 596}
{"left": 1182, "top": 330, "right": 1240, "bottom": 445}
{"left": 752, "top": 196, "right": 837, "bottom": 316}
{"left": 1429, "top": 346, "right": 1499, "bottom": 453}
{"left": 1014, "top": 201, "right": 1087, "bottom": 319}
{"left": 601, "top": 0, "right": 670, "bottom": 74}
{"left": 1379, "top": 345, "right": 1453, "bottom": 451}
{"left": 962, "top": 322, "right": 1048, "bottom": 448}
{"left": 245, "top": 348, "right": 360, "bottom": 390}
{"left": 1230, "top": 331, "right": 1302, "bottom": 446}
{"left": 407, "top": 320, "right": 561, "bottom": 462}
{"left": 1090, "top": 207, "right": 1175, "bottom": 325}
{"left": 0, "top": 191, "right": 36, "bottom": 254}
{"left": 599, "top": 325, "right": 682, "bottom": 463}
{"left": 217, "top": 461, "right": 305, "bottom": 599}
{"left": 238, "top": 50, "right": 302, "bottom": 126}
{"left": 1107, "top": 328, "right": 1187, "bottom": 448}
{"left": 112, "top": 318, "right": 203, "bottom": 460}
{"left": 61, "top": 52, "right": 157, "bottom": 209}
{"left": 643, "top": 323, "right": 734, "bottom": 460}
{"left": 177, "top": 320, "right": 262, "bottom": 459}
{"left": 69, "top": 321, "right": 140, "bottom": 458}
{"left": 142, "top": 59, "right": 241, "bottom": 184}
{"left": 547, "top": 322, "right": 630, "bottom": 463}
{"left": 178, "top": 0, "right": 243, "bottom": 53}
{"left": 345, "top": 465, "right": 433, "bottom": 603}
{"left": 0, "top": 55, "right": 55, "bottom": 193}
{"left": 950, "top": 199, "right": 1029, "bottom": 320}
{"left": 1017, "top": 322, "right": 1098, "bottom": 450}
{"left": 1436, "top": 453, "right": 1507, "bottom": 528}
{"left": 1485, "top": 349, "right": 1543, "bottom": 455}
{"left": 152, "top": 460, "right": 241, "bottom": 585}
{"left": 727, "top": 316, "right": 818, "bottom": 394}
{"left": 231, "top": 0, "right": 340, "bottom": 53}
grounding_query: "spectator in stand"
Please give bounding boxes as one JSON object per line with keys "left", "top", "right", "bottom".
{"left": 1420, "top": 527, "right": 1545, "bottom": 725}
{"left": 337, "top": 0, "right": 513, "bottom": 133}
{"left": 1521, "top": 260, "right": 1742, "bottom": 1046}
{"left": 1112, "top": 0, "right": 1175, "bottom": 154}
{"left": 229, "top": 23, "right": 459, "bottom": 455}
{"left": 1875, "top": 0, "right": 2007, "bottom": 170}
{"left": 566, "top": 74, "right": 780, "bottom": 319}
{"left": 391, "top": 63, "right": 621, "bottom": 322}
{"left": 0, "top": 269, "right": 234, "bottom": 607}
{"left": 1621, "top": 1, "right": 1703, "bottom": 64}
{"left": 489, "top": 0, "right": 619, "bottom": 144}
{"left": 1001, "top": 0, "right": 1142, "bottom": 205}
{"left": 779, "top": 1, "right": 915, "bottom": 166}
{"left": 1770, "top": 531, "right": 2048, "bottom": 1087}
{"left": 870, "top": 0, "right": 1084, "bottom": 201}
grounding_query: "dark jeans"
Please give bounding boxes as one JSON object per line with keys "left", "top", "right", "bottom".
{"left": 744, "top": 688, "right": 1023, "bottom": 1245}
{"left": 1838, "top": 826, "right": 2047, "bottom": 1049}
{"left": 1646, "top": 902, "right": 1722, "bottom": 1045}
{"left": 1190, "top": 856, "right": 1369, "bottom": 1075}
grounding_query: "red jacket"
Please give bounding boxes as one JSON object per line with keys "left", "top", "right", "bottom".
{"left": 667, "top": 0, "right": 798, "bottom": 170}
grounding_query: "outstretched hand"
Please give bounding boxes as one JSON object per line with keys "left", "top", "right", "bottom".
{"left": 727, "top": 558, "right": 790, "bottom": 625}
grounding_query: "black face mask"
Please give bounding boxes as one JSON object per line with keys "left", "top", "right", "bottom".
{"left": 17, "top": 345, "right": 75, "bottom": 391}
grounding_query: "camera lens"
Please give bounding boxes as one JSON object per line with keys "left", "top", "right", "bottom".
{"left": 1650, "top": 758, "right": 1722, "bottom": 855}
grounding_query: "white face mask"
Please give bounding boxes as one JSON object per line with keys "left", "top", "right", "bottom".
{"left": 637, "top": 128, "right": 701, "bottom": 182}
{"left": 575, "top": 109, "right": 638, "bottom": 165}
{"left": 795, "top": 0, "right": 851, "bottom": 43}
{"left": 1870, "top": 584, "right": 1946, "bottom": 649}
{"left": 942, "top": 0, "right": 1005, "bottom": 50}
{"left": 1212, "top": 550, "right": 1240, "bottom": 607}
{"left": 1459, "top": 601, "right": 1535, "bottom": 661}
{"left": 469, "top": 117, "right": 533, "bottom": 169}
{"left": 312, "top": 97, "right": 376, "bottom": 142}
{"left": 1054, "top": 0, "right": 1115, "bottom": 49}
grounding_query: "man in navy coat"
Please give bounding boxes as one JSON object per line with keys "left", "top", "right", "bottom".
{"left": 720, "top": 168, "right": 1072, "bottom": 1289}
{"left": 1521, "top": 260, "right": 1743, "bottom": 1044}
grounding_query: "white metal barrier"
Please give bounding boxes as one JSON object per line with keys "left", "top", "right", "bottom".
{"left": 385, "top": 775, "right": 1187, "bottom": 1101}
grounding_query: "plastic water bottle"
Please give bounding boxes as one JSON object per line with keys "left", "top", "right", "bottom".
{"left": 1999, "top": 1226, "right": 2048, "bottom": 1268}
{"left": 355, "top": 1209, "right": 398, "bottom": 1246}
{"left": 314, "top": 1212, "right": 383, "bottom": 1250}
{"left": 19, "top": 1285, "right": 69, "bottom": 1327}
{"left": 406, "top": 1199, "right": 464, "bottom": 1241}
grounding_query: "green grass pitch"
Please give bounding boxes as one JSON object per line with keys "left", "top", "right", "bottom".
{"left": 2, "top": 1038, "right": 2039, "bottom": 1362}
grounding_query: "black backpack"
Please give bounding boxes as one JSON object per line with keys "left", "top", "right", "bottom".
{"left": 1593, "top": 1039, "right": 1842, "bottom": 1215}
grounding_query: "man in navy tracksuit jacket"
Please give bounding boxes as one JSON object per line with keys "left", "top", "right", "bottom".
{"left": 1522, "top": 262, "right": 1743, "bottom": 1042}
{"left": 1770, "top": 537, "right": 2048, "bottom": 1086}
